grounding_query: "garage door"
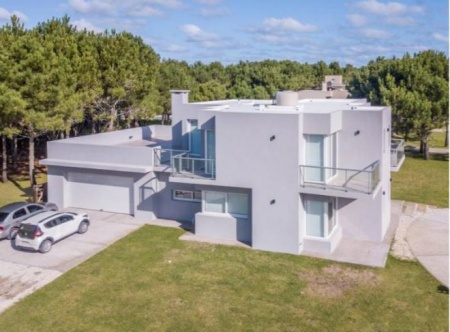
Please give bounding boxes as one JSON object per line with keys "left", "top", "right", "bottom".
{"left": 67, "top": 172, "right": 133, "bottom": 214}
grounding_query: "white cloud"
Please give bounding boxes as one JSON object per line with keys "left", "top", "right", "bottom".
{"left": 263, "top": 17, "right": 317, "bottom": 32}
{"left": 347, "top": 13, "right": 367, "bottom": 27}
{"left": 73, "top": 18, "right": 102, "bottom": 32}
{"left": 199, "top": 6, "right": 230, "bottom": 17}
{"left": 162, "top": 44, "right": 187, "bottom": 52}
{"left": 353, "top": 0, "right": 424, "bottom": 16}
{"left": 0, "top": 7, "right": 28, "bottom": 22}
{"left": 181, "top": 24, "right": 218, "bottom": 42}
{"left": 361, "top": 28, "right": 391, "bottom": 39}
{"left": 127, "top": 5, "right": 163, "bottom": 17}
{"left": 195, "top": 0, "right": 222, "bottom": 4}
{"left": 383, "top": 16, "right": 415, "bottom": 26}
{"left": 68, "top": 0, "right": 114, "bottom": 14}
{"left": 144, "top": 0, "right": 184, "bottom": 9}
{"left": 433, "top": 33, "right": 449, "bottom": 43}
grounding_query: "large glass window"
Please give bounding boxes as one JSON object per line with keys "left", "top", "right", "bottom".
{"left": 305, "top": 198, "right": 336, "bottom": 238}
{"left": 204, "top": 191, "right": 226, "bottom": 213}
{"left": 305, "top": 135, "right": 324, "bottom": 182}
{"left": 173, "top": 190, "right": 202, "bottom": 202}
{"left": 188, "top": 119, "right": 201, "bottom": 156}
{"left": 204, "top": 191, "right": 248, "bottom": 218}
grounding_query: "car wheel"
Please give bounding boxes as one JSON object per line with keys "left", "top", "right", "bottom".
{"left": 7, "top": 227, "right": 19, "bottom": 240}
{"left": 78, "top": 221, "right": 89, "bottom": 234}
{"left": 39, "top": 239, "right": 52, "bottom": 254}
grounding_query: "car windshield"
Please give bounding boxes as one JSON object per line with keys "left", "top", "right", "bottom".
{"left": 0, "top": 212, "right": 9, "bottom": 222}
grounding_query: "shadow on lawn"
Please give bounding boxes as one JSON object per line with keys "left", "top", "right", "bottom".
{"left": 405, "top": 151, "right": 449, "bottom": 161}
{"left": 437, "top": 285, "right": 449, "bottom": 294}
{"left": 7, "top": 177, "right": 33, "bottom": 202}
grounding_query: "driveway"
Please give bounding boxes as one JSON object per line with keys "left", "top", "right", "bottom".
{"left": 0, "top": 209, "right": 142, "bottom": 314}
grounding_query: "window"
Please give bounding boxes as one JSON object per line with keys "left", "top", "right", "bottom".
{"left": 13, "top": 208, "right": 27, "bottom": 219}
{"left": 188, "top": 119, "right": 201, "bottom": 156}
{"left": 305, "top": 198, "right": 336, "bottom": 238}
{"left": 173, "top": 190, "right": 202, "bottom": 202}
{"left": 204, "top": 191, "right": 249, "bottom": 218}
{"left": 27, "top": 205, "right": 43, "bottom": 213}
{"left": 59, "top": 215, "right": 74, "bottom": 224}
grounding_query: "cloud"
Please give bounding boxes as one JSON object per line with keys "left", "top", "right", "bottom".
{"left": 195, "top": 0, "right": 222, "bottom": 4}
{"left": 0, "top": 7, "right": 28, "bottom": 22}
{"left": 433, "top": 33, "right": 449, "bottom": 43}
{"left": 144, "top": 0, "right": 184, "bottom": 9}
{"left": 162, "top": 44, "right": 188, "bottom": 52}
{"left": 68, "top": 0, "right": 114, "bottom": 14}
{"left": 181, "top": 24, "right": 219, "bottom": 43}
{"left": 353, "top": 0, "right": 424, "bottom": 16}
{"left": 383, "top": 16, "right": 415, "bottom": 26}
{"left": 127, "top": 5, "right": 163, "bottom": 17}
{"left": 73, "top": 18, "right": 102, "bottom": 32}
{"left": 347, "top": 13, "right": 367, "bottom": 27}
{"left": 199, "top": 6, "right": 230, "bottom": 17}
{"left": 263, "top": 17, "right": 317, "bottom": 32}
{"left": 361, "top": 28, "right": 391, "bottom": 39}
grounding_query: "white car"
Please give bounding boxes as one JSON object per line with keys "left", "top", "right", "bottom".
{"left": 15, "top": 211, "right": 90, "bottom": 253}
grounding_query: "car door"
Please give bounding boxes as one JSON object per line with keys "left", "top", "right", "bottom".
{"left": 58, "top": 214, "right": 76, "bottom": 238}
{"left": 44, "top": 217, "right": 62, "bottom": 241}
{"left": 26, "top": 204, "right": 44, "bottom": 217}
{"left": 12, "top": 208, "right": 28, "bottom": 227}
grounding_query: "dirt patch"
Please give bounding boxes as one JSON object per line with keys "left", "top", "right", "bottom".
{"left": 0, "top": 276, "right": 38, "bottom": 299}
{"left": 299, "top": 265, "right": 380, "bottom": 298}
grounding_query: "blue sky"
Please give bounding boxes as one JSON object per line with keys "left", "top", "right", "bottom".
{"left": 0, "top": 0, "right": 448, "bottom": 66}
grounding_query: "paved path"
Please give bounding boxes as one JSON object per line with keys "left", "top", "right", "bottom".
{"left": 405, "top": 146, "right": 449, "bottom": 154}
{"left": 391, "top": 201, "right": 449, "bottom": 287}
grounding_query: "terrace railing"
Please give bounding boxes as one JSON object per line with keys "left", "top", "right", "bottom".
{"left": 299, "top": 161, "right": 380, "bottom": 194}
{"left": 390, "top": 139, "right": 405, "bottom": 168}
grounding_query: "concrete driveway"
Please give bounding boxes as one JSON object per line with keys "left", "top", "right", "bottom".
{"left": 0, "top": 209, "right": 142, "bottom": 313}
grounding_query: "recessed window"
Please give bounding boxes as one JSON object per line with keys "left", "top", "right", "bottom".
{"left": 204, "top": 191, "right": 248, "bottom": 219}
{"left": 173, "top": 190, "right": 201, "bottom": 202}
{"left": 305, "top": 198, "right": 336, "bottom": 238}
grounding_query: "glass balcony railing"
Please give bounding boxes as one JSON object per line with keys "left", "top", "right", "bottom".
{"left": 299, "top": 161, "right": 380, "bottom": 194}
{"left": 153, "top": 148, "right": 215, "bottom": 180}
{"left": 391, "top": 139, "right": 405, "bottom": 168}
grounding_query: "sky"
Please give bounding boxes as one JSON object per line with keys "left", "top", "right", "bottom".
{"left": 0, "top": 0, "right": 448, "bottom": 67}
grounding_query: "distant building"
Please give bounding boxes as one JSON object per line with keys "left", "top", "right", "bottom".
{"left": 298, "top": 75, "right": 350, "bottom": 99}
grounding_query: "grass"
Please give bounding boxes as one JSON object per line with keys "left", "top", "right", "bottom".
{"left": 0, "top": 226, "right": 448, "bottom": 331}
{"left": 391, "top": 154, "right": 449, "bottom": 208}
{"left": 0, "top": 173, "right": 47, "bottom": 207}
{"left": 395, "top": 131, "right": 447, "bottom": 149}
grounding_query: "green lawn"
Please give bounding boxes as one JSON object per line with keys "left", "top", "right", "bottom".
{"left": 0, "top": 226, "right": 447, "bottom": 331}
{"left": 396, "top": 131, "right": 447, "bottom": 149}
{"left": 391, "top": 155, "right": 449, "bottom": 208}
{"left": 0, "top": 174, "right": 47, "bottom": 207}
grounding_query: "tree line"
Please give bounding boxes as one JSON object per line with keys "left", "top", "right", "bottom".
{"left": 0, "top": 16, "right": 448, "bottom": 183}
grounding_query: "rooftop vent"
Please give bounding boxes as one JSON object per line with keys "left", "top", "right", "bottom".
{"left": 276, "top": 91, "right": 298, "bottom": 106}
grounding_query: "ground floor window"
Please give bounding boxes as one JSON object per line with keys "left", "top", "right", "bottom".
{"left": 305, "top": 198, "right": 336, "bottom": 238}
{"left": 204, "top": 191, "right": 248, "bottom": 219}
{"left": 173, "top": 189, "right": 202, "bottom": 202}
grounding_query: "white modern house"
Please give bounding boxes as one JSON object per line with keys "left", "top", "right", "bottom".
{"left": 41, "top": 90, "right": 392, "bottom": 264}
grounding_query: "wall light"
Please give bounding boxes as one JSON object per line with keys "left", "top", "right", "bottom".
{"left": 270, "top": 199, "right": 276, "bottom": 205}
{"left": 354, "top": 130, "right": 360, "bottom": 136}
{"left": 270, "top": 135, "right": 276, "bottom": 141}
{"left": 129, "top": 135, "right": 133, "bottom": 139}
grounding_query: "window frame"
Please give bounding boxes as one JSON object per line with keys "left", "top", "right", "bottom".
{"left": 203, "top": 191, "right": 249, "bottom": 219}
{"left": 304, "top": 197, "right": 337, "bottom": 239}
{"left": 172, "top": 189, "right": 202, "bottom": 202}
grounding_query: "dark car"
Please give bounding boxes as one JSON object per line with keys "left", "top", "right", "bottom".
{"left": 0, "top": 202, "right": 58, "bottom": 240}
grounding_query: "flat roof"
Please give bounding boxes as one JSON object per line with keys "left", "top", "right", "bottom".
{"left": 190, "top": 98, "right": 386, "bottom": 114}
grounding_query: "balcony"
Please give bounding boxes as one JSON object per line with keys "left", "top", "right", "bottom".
{"left": 299, "top": 161, "right": 380, "bottom": 196}
{"left": 153, "top": 148, "right": 215, "bottom": 180}
{"left": 391, "top": 139, "right": 405, "bottom": 172}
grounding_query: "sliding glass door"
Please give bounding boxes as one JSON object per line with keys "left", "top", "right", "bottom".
{"left": 305, "top": 135, "right": 324, "bottom": 182}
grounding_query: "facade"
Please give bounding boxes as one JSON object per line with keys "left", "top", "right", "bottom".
{"left": 41, "top": 90, "right": 391, "bottom": 259}
{"left": 298, "top": 75, "right": 350, "bottom": 99}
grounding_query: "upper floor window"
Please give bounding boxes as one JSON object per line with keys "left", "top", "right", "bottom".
{"left": 188, "top": 119, "right": 201, "bottom": 156}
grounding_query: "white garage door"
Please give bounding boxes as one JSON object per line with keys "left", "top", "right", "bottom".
{"left": 67, "top": 172, "right": 133, "bottom": 214}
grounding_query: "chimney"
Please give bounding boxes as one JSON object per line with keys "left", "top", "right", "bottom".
{"left": 170, "top": 90, "right": 190, "bottom": 109}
